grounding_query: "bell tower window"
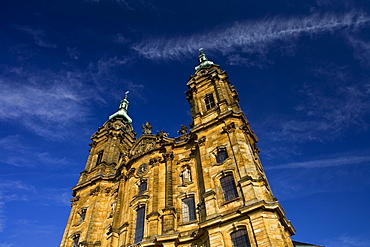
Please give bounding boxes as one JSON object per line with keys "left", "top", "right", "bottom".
{"left": 96, "top": 150, "right": 104, "bottom": 166}
{"left": 72, "top": 235, "right": 80, "bottom": 247}
{"left": 78, "top": 208, "right": 87, "bottom": 223}
{"left": 220, "top": 174, "right": 238, "bottom": 201}
{"left": 230, "top": 229, "right": 251, "bottom": 247}
{"left": 204, "top": 93, "right": 216, "bottom": 110}
{"left": 216, "top": 146, "right": 228, "bottom": 163}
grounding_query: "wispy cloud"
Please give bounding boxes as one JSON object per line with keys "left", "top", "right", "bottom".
{"left": 133, "top": 11, "right": 370, "bottom": 62}
{"left": 261, "top": 67, "right": 370, "bottom": 144}
{"left": 0, "top": 71, "right": 91, "bottom": 139}
{"left": 66, "top": 47, "right": 81, "bottom": 60}
{"left": 0, "top": 179, "right": 72, "bottom": 233}
{"left": 264, "top": 148, "right": 370, "bottom": 200}
{"left": 0, "top": 56, "right": 142, "bottom": 139}
{"left": 266, "top": 154, "right": 370, "bottom": 170}
{"left": 0, "top": 180, "right": 35, "bottom": 233}
{"left": 85, "top": 0, "right": 157, "bottom": 11}
{"left": 324, "top": 235, "right": 370, "bottom": 247}
{"left": 16, "top": 26, "right": 57, "bottom": 48}
{"left": 113, "top": 34, "right": 130, "bottom": 45}
{"left": 344, "top": 34, "right": 370, "bottom": 67}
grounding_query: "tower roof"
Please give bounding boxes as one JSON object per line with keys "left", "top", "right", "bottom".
{"left": 109, "top": 91, "right": 133, "bottom": 123}
{"left": 195, "top": 48, "right": 214, "bottom": 72}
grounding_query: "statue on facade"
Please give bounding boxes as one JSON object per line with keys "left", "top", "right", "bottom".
{"left": 156, "top": 130, "right": 168, "bottom": 142}
{"left": 177, "top": 124, "right": 188, "bottom": 135}
{"left": 142, "top": 122, "right": 152, "bottom": 134}
{"left": 181, "top": 166, "right": 192, "bottom": 184}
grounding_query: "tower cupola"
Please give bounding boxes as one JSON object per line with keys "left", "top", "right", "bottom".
{"left": 195, "top": 48, "right": 214, "bottom": 72}
{"left": 109, "top": 91, "right": 132, "bottom": 123}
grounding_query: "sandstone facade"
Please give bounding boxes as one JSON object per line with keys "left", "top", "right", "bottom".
{"left": 60, "top": 52, "right": 295, "bottom": 247}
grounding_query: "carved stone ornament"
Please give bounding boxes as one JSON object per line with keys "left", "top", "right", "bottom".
{"left": 240, "top": 124, "right": 251, "bottom": 134}
{"left": 104, "top": 186, "right": 117, "bottom": 196}
{"left": 222, "top": 122, "right": 236, "bottom": 133}
{"left": 126, "top": 168, "right": 136, "bottom": 179}
{"left": 113, "top": 122, "right": 123, "bottom": 130}
{"left": 156, "top": 130, "right": 168, "bottom": 142}
{"left": 162, "top": 152, "right": 174, "bottom": 162}
{"left": 149, "top": 157, "right": 162, "bottom": 166}
{"left": 253, "top": 143, "right": 260, "bottom": 154}
{"left": 177, "top": 124, "right": 188, "bottom": 135}
{"left": 142, "top": 122, "right": 152, "bottom": 135}
{"left": 90, "top": 186, "right": 101, "bottom": 196}
{"left": 197, "top": 136, "right": 206, "bottom": 146}
{"left": 131, "top": 139, "right": 156, "bottom": 158}
{"left": 70, "top": 195, "right": 80, "bottom": 205}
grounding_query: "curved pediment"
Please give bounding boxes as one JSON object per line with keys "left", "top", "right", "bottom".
{"left": 129, "top": 135, "right": 158, "bottom": 159}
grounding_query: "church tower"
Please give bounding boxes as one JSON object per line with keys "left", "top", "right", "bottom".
{"left": 60, "top": 51, "right": 295, "bottom": 247}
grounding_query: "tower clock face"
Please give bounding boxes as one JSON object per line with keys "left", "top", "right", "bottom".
{"left": 137, "top": 163, "right": 148, "bottom": 175}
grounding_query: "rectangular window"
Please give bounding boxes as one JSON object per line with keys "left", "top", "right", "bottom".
{"left": 182, "top": 197, "right": 196, "bottom": 222}
{"left": 231, "top": 229, "right": 251, "bottom": 247}
{"left": 216, "top": 148, "right": 228, "bottom": 163}
{"left": 134, "top": 207, "right": 145, "bottom": 244}
{"left": 96, "top": 151, "right": 104, "bottom": 166}
{"left": 204, "top": 93, "right": 216, "bottom": 110}
{"left": 139, "top": 182, "right": 147, "bottom": 195}
{"left": 220, "top": 174, "right": 238, "bottom": 201}
{"left": 78, "top": 208, "right": 87, "bottom": 223}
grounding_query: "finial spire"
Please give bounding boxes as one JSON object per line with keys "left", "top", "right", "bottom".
{"left": 109, "top": 91, "right": 133, "bottom": 123}
{"left": 195, "top": 48, "right": 214, "bottom": 72}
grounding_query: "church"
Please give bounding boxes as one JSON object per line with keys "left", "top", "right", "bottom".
{"left": 60, "top": 50, "right": 322, "bottom": 247}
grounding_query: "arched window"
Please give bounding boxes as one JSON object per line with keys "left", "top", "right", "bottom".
{"left": 230, "top": 229, "right": 251, "bottom": 247}
{"left": 134, "top": 207, "right": 145, "bottom": 244}
{"left": 182, "top": 197, "right": 196, "bottom": 222}
{"left": 72, "top": 235, "right": 80, "bottom": 247}
{"left": 220, "top": 174, "right": 238, "bottom": 201}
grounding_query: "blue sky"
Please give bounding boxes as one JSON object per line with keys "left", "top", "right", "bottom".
{"left": 0, "top": 0, "right": 370, "bottom": 246}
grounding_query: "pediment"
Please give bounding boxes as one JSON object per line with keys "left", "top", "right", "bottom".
{"left": 129, "top": 135, "right": 158, "bottom": 158}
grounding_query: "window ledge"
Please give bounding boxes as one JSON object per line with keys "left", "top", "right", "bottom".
{"left": 221, "top": 197, "right": 241, "bottom": 206}
{"left": 179, "top": 219, "right": 198, "bottom": 226}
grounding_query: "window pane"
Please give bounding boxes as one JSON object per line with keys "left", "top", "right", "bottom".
{"left": 79, "top": 209, "right": 86, "bottom": 223}
{"left": 231, "top": 229, "right": 251, "bottom": 247}
{"left": 182, "top": 197, "right": 196, "bottom": 222}
{"left": 205, "top": 94, "right": 215, "bottom": 110}
{"left": 96, "top": 151, "right": 104, "bottom": 166}
{"left": 139, "top": 182, "right": 147, "bottom": 195}
{"left": 134, "top": 207, "right": 145, "bottom": 243}
{"left": 220, "top": 174, "right": 238, "bottom": 201}
{"left": 216, "top": 150, "right": 228, "bottom": 163}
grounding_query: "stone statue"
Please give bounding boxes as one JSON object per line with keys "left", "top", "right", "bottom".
{"left": 156, "top": 130, "right": 168, "bottom": 142}
{"left": 142, "top": 122, "right": 152, "bottom": 134}
{"left": 181, "top": 166, "right": 192, "bottom": 183}
{"left": 177, "top": 124, "right": 188, "bottom": 135}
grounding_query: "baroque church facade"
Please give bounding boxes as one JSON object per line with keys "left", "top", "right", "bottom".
{"left": 60, "top": 50, "right": 297, "bottom": 247}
